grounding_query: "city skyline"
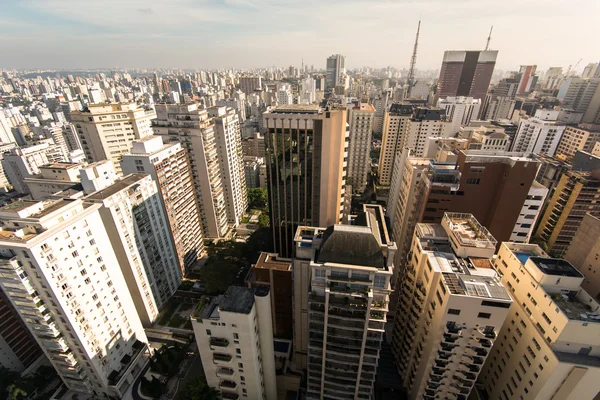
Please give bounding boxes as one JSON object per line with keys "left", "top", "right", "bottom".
{"left": 1, "top": 0, "right": 598, "bottom": 71}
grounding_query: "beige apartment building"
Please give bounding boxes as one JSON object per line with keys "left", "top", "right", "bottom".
{"left": 121, "top": 136, "right": 204, "bottom": 274}
{"left": 391, "top": 213, "right": 512, "bottom": 400}
{"left": 564, "top": 213, "right": 600, "bottom": 300}
{"left": 71, "top": 103, "right": 156, "bottom": 174}
{"left": 347, "top": 103, "right": 375, "bottom": 193}
{"left": 478, "top": 242, "right": 600, "bottom": 400}
{"left": 555, "top": 124, "right": 600, "bottom": 159}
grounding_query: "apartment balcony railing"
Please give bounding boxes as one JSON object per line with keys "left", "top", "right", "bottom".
{"left": 213, "top": 353, "right": 232, "bottom": 362}
{"left": 210, "top": 337, "right": 229, "bottom": 348}
{"left": 219, "top": 380, "right": 237, "bottom": 390}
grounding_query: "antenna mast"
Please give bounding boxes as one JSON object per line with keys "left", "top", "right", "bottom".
{"left": 406, "top": 20, "right": 421, "bottom": 98}
{"left": 485, "top": 26, "right": 493, "bottom": 51}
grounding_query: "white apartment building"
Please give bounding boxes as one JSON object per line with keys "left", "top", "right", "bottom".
{"left": 2, "top": 143, "right": 51, "bottom": 194}
{"left": 121, "top": 136, "right": 204, "bottom": 273}
{"left": 511, "top": 111, "right": 566, "bottom": 156}
{"left": 437, "top": 96, "right": 482, "bottom": 135}
{"left": 0, "top": 199, "right": 148, "bottom": 398}
{"left": 510, "top": 181, "right": 548, "bottom": 243}
{"left": 347, "top": 103, "right": 375, "bottom": 193}
{"left": 276, "top": 84, "right": 293, "bottom": 105}
{"left": 209, "top": 106, "right": 247, "bottom": 227}
{"left": 482, "top": 95, "right": 516, "bottom": 121}
{"left": 71, "top": 103, "right": 156, "bottom": 174}
{"left": 555, "top": 124, "right": 600, "bottom": 159}
{"left": 192, "top": 286, "right": 277, "bottom": 400}
{"left": 152, "top": 103, "right": 228, "bottom": 238}
{"left": 392, "top": 213, "right": 512, "bottom": 400}
{"left": 23, "top": 162, "right": 81, "bottom": 200}
{"left": 479, "top": 243, "right": 600, "bottom": 400}
{"left": 294, "top": 205, "right": 395, "bottom": 399}
{"left": 300, "top": 76, "right": 316, "bottom": 104}
{"left": 83, "top": 173, "right": 180, "bottom": 326}
{"left": 238, "top": 76, "right": 262, "bottom": 95}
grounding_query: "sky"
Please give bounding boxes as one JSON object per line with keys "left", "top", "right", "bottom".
{"left": 0, "top": 0, "right": 598, "bottom": 72}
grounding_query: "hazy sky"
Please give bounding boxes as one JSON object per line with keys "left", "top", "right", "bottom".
{"left": 1, "top": 0, "right": 598, "bottom": 72}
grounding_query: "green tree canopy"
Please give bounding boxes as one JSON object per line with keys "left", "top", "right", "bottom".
{"left": 177, "top": 376, "right": 219, "bottom": 400}
{"left": 247, "top": 188, "right": 268, "bottom": 211}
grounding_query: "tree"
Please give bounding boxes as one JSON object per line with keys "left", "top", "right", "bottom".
{"left": 177, "top": 376, "right": 220, "bottom": 400}
{"left": 258, "top": 213, "right": 270, "bottom": 227}
{"left": 247, "top": 188, "right": 268, "bottom": 211}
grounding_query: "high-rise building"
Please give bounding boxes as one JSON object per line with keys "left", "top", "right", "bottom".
{"left": 242, "top": 133, "right": 266, "bottom": 158}
{"left": 0, "top": 199, "right": 148, "bottom": 397}
{"left": 70, "top": 103, "right": 156, "bottom": 174}
{"left": 564, "top": 213, "right": 600, "bottom": 299}
{"left": 23, "top": 162, "right": 81, "bottom": 200}
{"left": 347, "top": 103, "right": 375, "bottom": 193}
{"left": 511, "top": 110, "right": 566, "bottom": 156}
{"left": 437, "top": 96, "right": 482, "bottom": 134}
{"left": 191, "top": 286, "right": 278, "bottom": 400}
{"left": 517, "top": 65, "right": 539, "bottom": 94}
{"left": 437, "top": 50, "right": 498, "bottom": 101}
{"left": 294, "top": 204, "right": 395, "bottom": 399}
{"left": 83, "top": 172, "right": 181, "bottom": 325}
{"left": 557, "top": 78, "right": 600, "bottom": 114}
{"left": 378, "top": 104, "right": 447, "bottom": 185}
{"left": 555, "top": 124, "right": 600, "bottom": 159}
{"left": 246, "top": 252, "right": 293, "bottom": 339}
{"left": 372, "top": 92, "right": 390, "bottom": 135}
{"left": 509, "top": 181, "right": 548, "bottom": 242}
{"left": 152, "top": 103, "right": 228, "bottom": 238}
{"left": 2, "top": 143, "right": 51, "bottom": 194}
{"left": 582, "top": 63, "right": 599, "bottom": 79}
{"left": 121, "top": 135, "right": 204, "bottom": 274}
{"left": 262, "top": 105, "right": 348, "bottom": 257}
{"left": 534, "top": 170, "right": 600, "bottom": 257}
{"left": 479, "top": 242, "right": 600, "bottom": 400}
{"left": 391, "top": 213, "right": 512, "bottom": 399}
{"left": 244, "top": 156, "right": 265, "bottom": 189}
{"left": 326, "top": 54, "right": 346, "bottom": 91}
{"left": 238, "top": 76, "right": 262, "bottom": 95}
{"left": 209, "top": 106, "right": 247, "bottom": 226}
{"left": 0, "top": 287, "right": 44, "bottom": 373}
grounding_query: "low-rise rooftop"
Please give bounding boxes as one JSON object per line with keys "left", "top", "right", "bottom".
{"left": 268, "top": 104, "right": 320, "bottom": 114}
{"left": 219, "top": 286, "right": 255, "bottom": 314}
{"left": 529, "top": 257, "right": 583, "bottom": 278}
{"left": 85, "top": 174, "right": 147, "bottom": 201}
{"left": 255, "top": 252, "right": 291, "bottom": 272}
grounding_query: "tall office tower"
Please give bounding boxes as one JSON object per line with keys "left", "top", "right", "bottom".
{"left": 152, "top": 103, "right": 228, "bottom": 238}
{"left": 437, "top": 96, "right": 481, "bottom": 134}
{"left": 437, "top": 50, "right": 498, "bottom": 101}
{"left": 325, "top": 54, "right": 346, "bottom": 90}
{"left": 121, "top": 136, "right": 204, "bottom": 274}
{"left": 564, "top": 213, "right": 600, "bottom": 298}
{"left": 481, "top": 95, "right": 516, "bottom": 121}
{"left": 511, "top": 111, "right": 566, "bottom": 156}
{"left": 557, "top": 78, "right": 600, "bottom": 114}
{"left": 509, "top": 181, "right": 548, "bottom": 242}
{"left": 347, "top": 103, "right": 375, "bottom": 193}
{"left": 534, "top": 170, "right": 600, "bottom": 257}
{"left": 71, "top": 103, "right": 156, "bottom": 174}
{"left": 239, "top": 76, "right": 262, "bottom": 95}
{"left": 0, "top": 287, "right": 44, "bottom": 372}
{"left": 372, "top": 92, "right": 390, "bottom": 135}
{"left": 378, "top": 104, "right": 447, "bottom": 185}
{"left": 294, "top": 204, "right": 395, "bottom": 399}
{"left": 555, "top": 124, "right": 600, "bottom": 159}
{"left": 192, "top": 286, "right": 278, "bottom": 400}
{"left": 83, "top": 172, "right": 181, "bottom": 325}
{"left": 262, "top": 105, "right": 348, "bottom": 257}
{"left": 494, "top": 77, "right": 520, "bottom": 98}
{"left": 517, "top": 65, "right": 538, "bottom": 94}
{"left": 391, "top": 213, "right": 511, "bottom": 399}
{"left": 479, "top": 243, "right": 600, "bottom": 400}
{"left": 209, "top": 106, "right": 247, "bottom": 227}
{"left": 2, "top": 143, "right": 50, "bottom": 194}
{"left": 0, "top": 199, "right": 148, "bottom": 397}
{"left": 246, "top": 252, "right": 293, "bottom": 339}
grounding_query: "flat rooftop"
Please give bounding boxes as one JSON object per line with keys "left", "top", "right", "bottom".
{"left": 443, "top": 213, "right": 497, "bottom": 249}
{"left": 85, "top": 174, "right": 146, "bottom": 201}
{"left": 219, "top": 286, "right": 255, "bottom": 314}
{"left": 529, "top": 257, "right": 583, "bottom": 278}
{"left": 269, "top": 104, "right": 320, "bottom": 114}
{"left": 552, "top": 292, "right": 600, "bottom": 322}
{"left": 353, "top": 103, "right": 375, "bottom": 111}
{"left": 255, "top": 252, "right": 291, "bottom": 271}
{"left": 39, "top": 162, "right": 80, "bottom": 170}
{"left": 0, "top": 200, "right": 39, "bottom": 213}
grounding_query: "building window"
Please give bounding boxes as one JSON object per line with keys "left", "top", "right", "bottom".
{"left": 448, "top": 309, "right": 461, "bottom": 315}
{"left": 478, "top": 312, "right": 491, "bottom": 319}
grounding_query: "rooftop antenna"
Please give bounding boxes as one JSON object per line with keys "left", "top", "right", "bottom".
{"left": 406, "top": 20, "right": 421, "bottom": 98}
{"left": 485, "top": 26, "right": 493, "bottom": 51}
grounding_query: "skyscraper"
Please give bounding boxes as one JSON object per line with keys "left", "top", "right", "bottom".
{"left": 0, "top": 199, "right": 148, "bottom": 397}
{"left": 391, "top": 213, "right": 511, "bottom": 399}
{"left": 347, "top": 103, "right": 375, "bottom": 193}
{"left": 511, "top": 110, "right": 566, "bottom": 156}
{"left": 325, "top": 54, "right": 346, "bottom": 91}
{"left": 517, "top": 65, "right": 538, "bottom": 94}
{"left": 294, "top": 204, "right": 395, "bottom": 399}
{"left": 121, "top": 135, "right": 204, "bottom": 274}
{"left": 152, "top": 103, "right": 229, "bottom": 238}
{"left": 437, "top": 50, "right": 498, "bottom": 102}
{"left": 262, "top": 105, "right": 348, "bottom": 257}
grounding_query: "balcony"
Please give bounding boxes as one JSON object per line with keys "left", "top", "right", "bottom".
{"left": 219, "top": 380, "right": 237, "bottom": 390}
{"left": 210, "top": 337, "right": 229, "bottom": 348}
{"left": 216, "top": 367, "right": 234, "bottom": 377}
{"left": 222, "top": 393, "right": 239, "bottom": 400}
{"left": 213, "top": 353, "right": 232, "bottom": 362}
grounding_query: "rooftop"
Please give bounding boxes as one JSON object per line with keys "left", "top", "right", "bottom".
{"left": 219, "top": 286, "right": 256, "bottom": 314}
{"left": 529, "top": 257, "right": 583, "bottom": 278}
{"left": 269, "top": 104, "right": 320, "bottom": 114}
{"left": 39, "top": 163, "right": 80, "bottom": 170}
{"left": 443, "top": 213, "right": 497, "bottom": 249}
{"left": 353, "top": 103, "right": 375, "bottom": 111}
{"left": 552, "top": 292, "right": 600, "bottom": 322}
{"left": 0, "top": 200, "right": 39, "bottom": 214}
{"left": 255, "top": 252, "right": 291, "bottom": 272}
{"left": 85, "top": 174, "right": 147, "bottom": 201}
{"left": 317, "top": 224, "right": 385, "bottom": 269}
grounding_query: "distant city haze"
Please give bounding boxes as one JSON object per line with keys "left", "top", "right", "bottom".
{"left": 0, "top": 0, "right": 598, "bottom": 71}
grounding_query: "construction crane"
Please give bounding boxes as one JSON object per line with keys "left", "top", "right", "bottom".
{"left": 406, "top": 20, "right": 421, "bottom": 99}
{"left": 566, "top": 58, "right": 583, "bottom": 76}
{"left": 485, "top": 26, "right": 493, "bottom": 51}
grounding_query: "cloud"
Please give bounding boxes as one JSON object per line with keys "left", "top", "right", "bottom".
{"left": 137, "top": 8, "right": 154, "bottom": 14}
